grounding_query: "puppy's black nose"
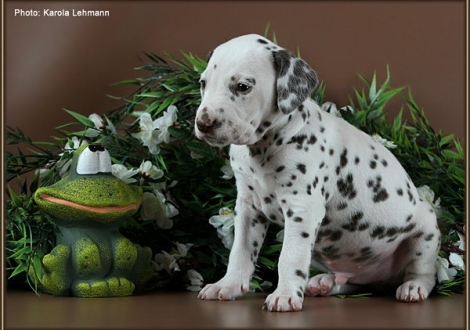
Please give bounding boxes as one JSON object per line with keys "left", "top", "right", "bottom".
{"left": 196, "top": 114, "right": 216, "bottom": 133}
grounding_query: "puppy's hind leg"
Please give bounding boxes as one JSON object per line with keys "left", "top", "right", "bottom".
{"left": 396, "top": 208, "right": 440, "bottom": 302}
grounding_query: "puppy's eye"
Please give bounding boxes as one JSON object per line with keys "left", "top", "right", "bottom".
{"left": 200, "top": 80, "right": 206, "bottom": 89}
{"left": 237, "top": 83, "right": 251, "bottom": 93}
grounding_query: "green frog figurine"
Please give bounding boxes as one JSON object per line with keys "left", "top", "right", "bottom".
{"left": 33, "top": 144, "right": 153, "bottom": 297}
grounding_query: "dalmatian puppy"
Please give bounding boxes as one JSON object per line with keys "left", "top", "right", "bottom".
{"left": 194, "top": 34, "right": 440, "bottom": 312}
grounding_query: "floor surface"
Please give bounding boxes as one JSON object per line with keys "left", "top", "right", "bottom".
{"left": 4, "top": 290, "right": 466, "bottom": 329}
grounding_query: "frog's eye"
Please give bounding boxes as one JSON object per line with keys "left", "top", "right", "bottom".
{"left": 76, "top": 145, "right": 112, "bottom": 175}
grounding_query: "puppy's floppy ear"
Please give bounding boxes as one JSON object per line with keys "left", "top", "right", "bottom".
{"left": 272, "top": 50, "right": 319, "bottom": 114}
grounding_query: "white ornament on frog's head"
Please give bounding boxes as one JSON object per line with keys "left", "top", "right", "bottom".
{"left": 76, "top": 145, "right": 112, "bottom": 175}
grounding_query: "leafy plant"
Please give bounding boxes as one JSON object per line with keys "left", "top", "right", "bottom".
{"left": 6, "top": 46, "right": 464, "bottom": 296}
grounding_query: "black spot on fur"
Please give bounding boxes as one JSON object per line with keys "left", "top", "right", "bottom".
{"left": 373, "top": 189, "right": 389, "bottom": 203}
{"left": 425, "top": 233, "right": 434, "bottom": 241}
{"left": 307, "top": 184, "right": 312, "bottom": 195}
{"left": 308, "top": 134, "right": 317, "bottom": 145}
{"left": 353, "top": 247, "right": 374, "bottom": 262}
{"left": 337, "top": 173, "right": 357, "bottom": 200}
{"left": 276, "top": 165, "right": 285, "bottom": 172}
{"left": 371, "top": 226, "right": 386, "bottom": 239}
{"left": 413, "top": 231, "right": 424, "bottom": 238}
{"left": 401, "top": 223, "right": 416, "bottom": 233}
{"left": 321, "top": 216, "right": 331, "bottom": 226}
{"left": 296, "top": 269, "right": 307, "bottom": 279}
{"left": 297, "top": 163, "right": 307, "bottom": 174}
{"left": 370, "top": 160, "right": 377, "bottom": 169}
{"left": 340, "top": 148, "right": 348, "bottom": 168}
{"left": 342, "top": 211, "right": 364, "bottom": 232}
{"left": 337, "top": 202, "right": 348, "bottom": 210}
{"left": 249, "top": 146, "right": 262, "bottom": 157}
{"left": 329, "top": 230, "right": 343, "bottom": 241}
{"left": 313, "top": 177, "right": 319, "bottom": 188}
{"left": 321, "top": 245, "right": 341, "bottom": 259}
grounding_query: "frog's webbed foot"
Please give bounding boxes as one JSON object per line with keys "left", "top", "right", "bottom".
{"left": 31, "top": 244, "right": 72, "bottom": 296}
{"left": 72, "top": 277, "right": 135, "bottom": 297}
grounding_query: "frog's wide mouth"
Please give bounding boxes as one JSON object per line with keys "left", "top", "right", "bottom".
{"left": 38, "top": 194, "right": 141, "bottom": 214}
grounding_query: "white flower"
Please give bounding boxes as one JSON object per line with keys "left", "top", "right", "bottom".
{"left": 139, "top": 160, "right": 164, "bottom": 180}
{"left": 132, "top": 106, "right": 178, "bottom": 154}
{"left": 321, "top": 102, "right": 342, "bottom": 117}
{"left": 186, "top": 269, "right": 204, "bottom": 292}
{"left": 435, "top": 256, "right": 458, "bottom": 283}
{"left": 220, "top": 160, "right": 234, "bottom": 180}
{"left": 209, "top": 207, "right": 235, "bottom": 250}
{"left": 152, "top": 251, "right": 179, "bottom": 273}
{"left": 449, "top": 252, "right": 465, "bottom": 271}
{"left": 111, "top": 164, "right": 139, "bottom": 183}
{"left": 456, "top": 231, "right": 465, "bottom": 251}
{"left": 140, "top": 191, "right": 176, "bottom": 229}
{"left": 152, "top": 242, "right": 193, "bottom": 274}
{"left": 417, "top": 185, "right": 441, "bottom": 212}
{"left": 276, "top": 229, "right": 285, "bottom": 242}
{"left": 175, "top": 242, "right": 193, "bottom": 258}
{"left": 132, "top": 113, "right": 161, "bottom": 155}
{"left": 87, "top": 113, "right": 116, "bottom": 136}
{"left": 154, "top": 182, "right": 179, "bottom": 216}
{"left": 371, "top": 134, "right": 397, "bottom": 149}
{"left": 153, "top": 105, "right": 178, "bottom": 144}
{"left": 321, "top": 102, "right": 354, "bottom": 118}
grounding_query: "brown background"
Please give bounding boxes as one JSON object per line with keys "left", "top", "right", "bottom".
{"left": 4, "top": 1, "right": 466, "bottom": 145}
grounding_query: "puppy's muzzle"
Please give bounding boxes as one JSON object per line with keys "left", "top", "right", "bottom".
{"left": 196, "top": 113, "right": 217, "bottom": 134}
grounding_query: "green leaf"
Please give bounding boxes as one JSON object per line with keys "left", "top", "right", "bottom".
{"left": 442, "top": 149, "right": 462, "bottom": 160}
{"left": 439, "top": 134, "right": 454, "bottom": 147}
{"left": 7, "top": 186, "right": 22, "bottom": 208}
{"left": 110, "top": 79, "right": 142, "bottom": 86}
{"left": 258, "top": 256, "right": 276, "bottom": 269}
{"left": 262, "top": 244, "right": 283, "bottom": 254}
{"left": 368, "top": 71, "right": 377, "bottom": 103}
{"left": 168, "top": 127, "right": 191, "bottom": 140}
{"left": 336, "top": 293, "right": 372, "bottom": 299}
{"left": 63, "top": 109, "right": 94, "bottom": 127}
{"left": 8, "top": 262, "right": 28, "bottom": 278}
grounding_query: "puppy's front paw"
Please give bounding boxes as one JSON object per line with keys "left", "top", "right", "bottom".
{"left": 198, "top": 277, "right": 249, "bottom": 301}
{"left": 396, "top": 280, "right": 429, "bottom": 302}
{"left": 263, "top": 289, "right": 304, "bottom": 312}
